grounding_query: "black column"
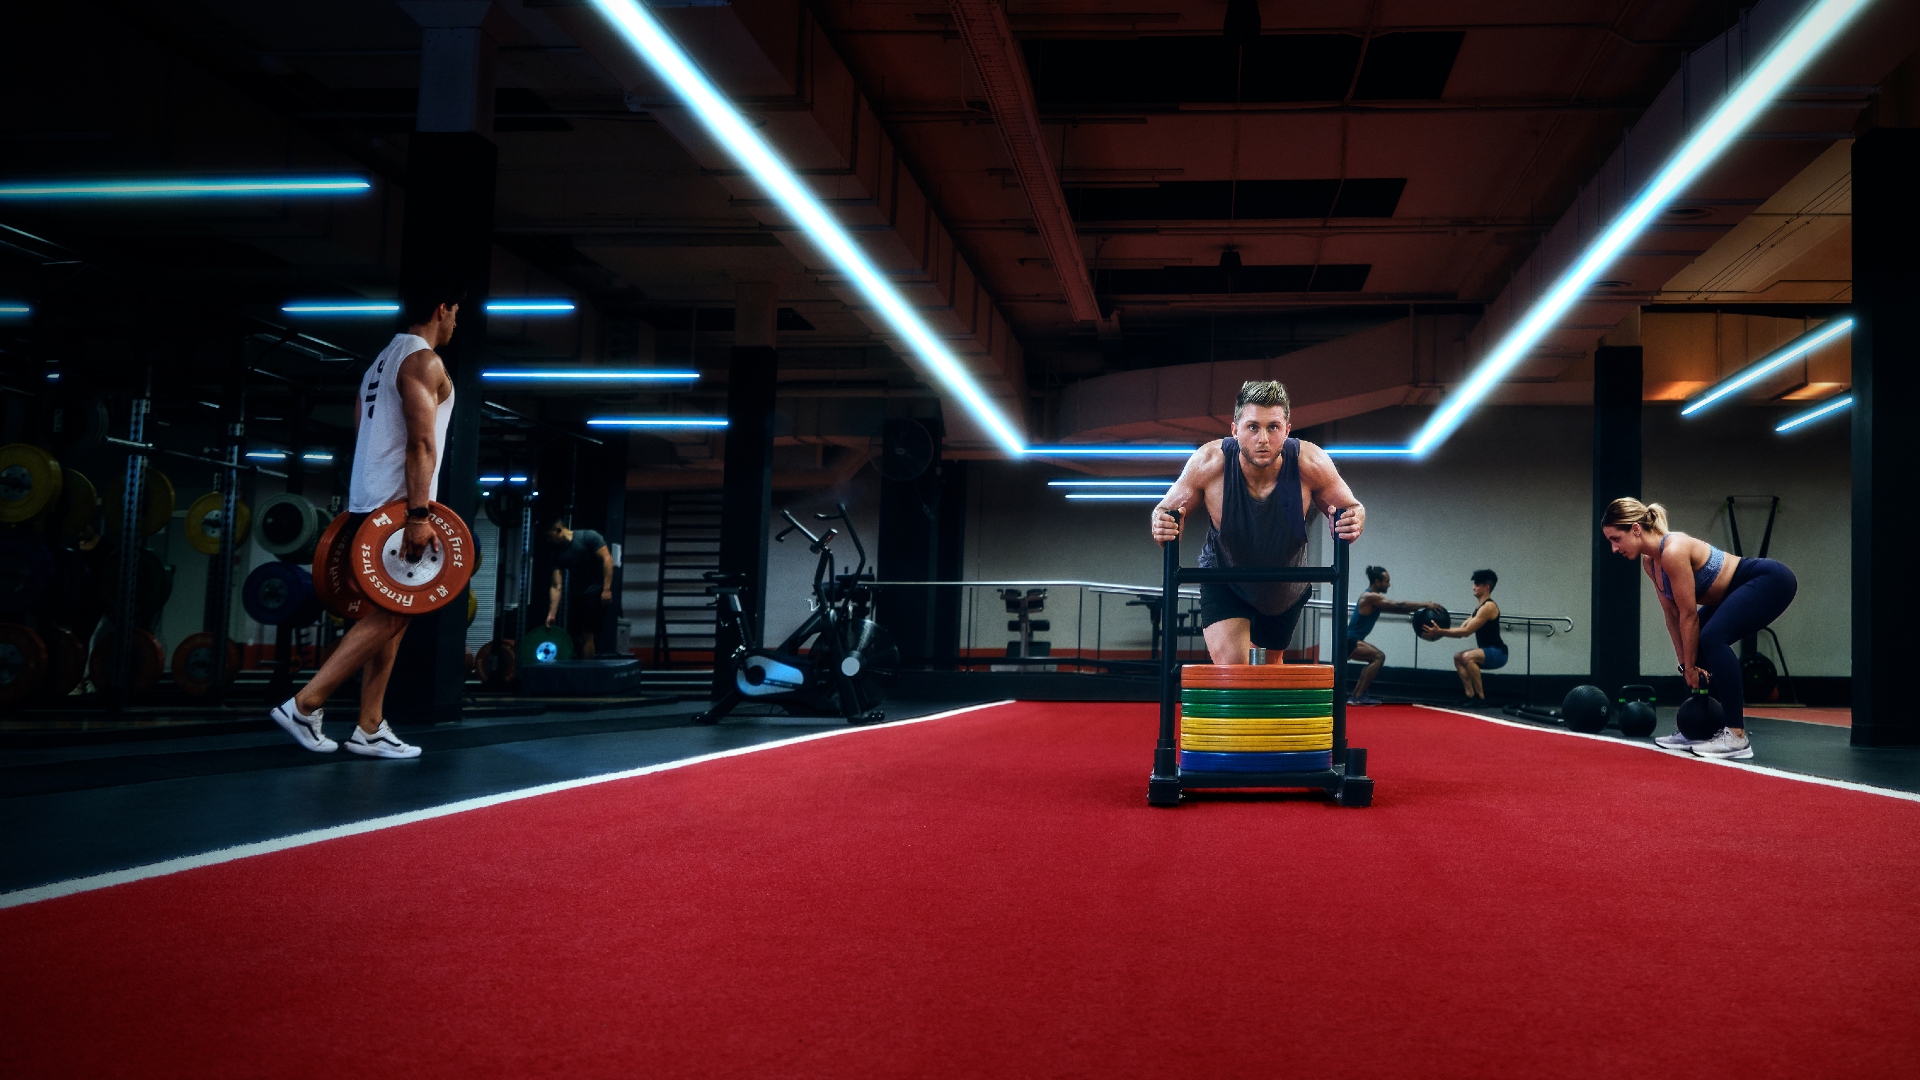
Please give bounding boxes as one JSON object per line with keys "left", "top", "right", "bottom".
{"left": 1851, "top": 130, "right": 1920, "bottom": 747}
{"left": 1590, "top": 343, "right": 1642, "bottom": 692}
{"left": 385, "top": 131, "right": 494, "bottom": 726}
{"left": 712, "top": 345, "right": 776, "bottom": 700}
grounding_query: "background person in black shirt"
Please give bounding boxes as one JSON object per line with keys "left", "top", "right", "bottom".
{"left": 545, "top": 518, "right": 616, "bottom": 658}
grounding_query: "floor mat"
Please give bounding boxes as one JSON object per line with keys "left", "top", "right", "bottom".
{"left": 3, "top": 703, "right": 1917, "bottom": 1078}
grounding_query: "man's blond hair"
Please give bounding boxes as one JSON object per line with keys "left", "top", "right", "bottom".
{"left": 1233, "top": 380, "right": 1291, "bottom": 422}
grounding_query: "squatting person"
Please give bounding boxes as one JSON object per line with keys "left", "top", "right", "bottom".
{"left": 268, "top": 285, "right": 461, "bottom": 759}
{"left": 1600, "top": 497, "right": 1797, "bottom": 760}
{"left": 1150, "top": 380, "right": 1366, "bottom": 664}
{"left": 545, "top": 517, "right": 616, "bottom": 658}
{"left": 1346, "top": 565, "right": 1448, "bottom": 706}
{"left": 1419, "top": 569, "right": 1506, "bottom": 708}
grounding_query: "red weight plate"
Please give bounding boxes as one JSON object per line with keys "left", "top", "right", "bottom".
{"left": 170, "top": 631, "right": 241, "bottom": 697}
{"left": 0, "top": 623, "right": 49, "bottom": 707}
{"left": 350, "top": 500, "right": 476, "bottom": 616}
{"left": 41, "top": 625, "right": 86, "bottom": 699}
{"left": 311, "top": 512, "right": 370, "bottom": 621}
{"left": 88, "top": 628, "right": 164, "bottom": 696}
{"left": 1179, "top": 663, "right": 1336, "bottom": 689}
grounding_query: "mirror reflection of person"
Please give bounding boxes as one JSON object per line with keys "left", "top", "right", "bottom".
{"left": 1421, "top": 569, "right": 1505, "bottom": 708}
{"left": 546, "top": 518, "right": 615, "bottom": 658}
{"left": 1345, "top": 565, "right": 1445, "bottom": 706}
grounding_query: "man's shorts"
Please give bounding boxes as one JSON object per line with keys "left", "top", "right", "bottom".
{"left": 1198, "top": 584, "right": 1309, "bottom": 650}
{"left": 567, "top": 592, "right": 604, "bottom": 638}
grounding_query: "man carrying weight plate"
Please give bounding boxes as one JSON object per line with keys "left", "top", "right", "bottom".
{"left": 269, "top": 284, "right": 460, "bottom": 758}
{"left": 1150, "top": 380, "right": 1367, "bottom": 663}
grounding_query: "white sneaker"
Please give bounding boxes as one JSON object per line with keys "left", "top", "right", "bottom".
{"left": 344, "top": 721, "right": 422, "bottom": 759}
{"left": 270, "top": 697, "right": 336, "bottom": 753}
{"left": 1692, "top": 728, "right": 1753, "bottom": 760}
{"left": 1654, "top": 731, "right": 1708, "bottom": 750}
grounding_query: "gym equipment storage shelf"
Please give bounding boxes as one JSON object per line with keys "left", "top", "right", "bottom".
{"left": 1148, "top": 511, "right": 1373, "bottom": 808}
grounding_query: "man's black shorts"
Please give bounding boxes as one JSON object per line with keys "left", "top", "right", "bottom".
{"left": 567, "top": 592, "right": 604, "bottom": 638}
{"left": 1198, "top": 584, "right": 1308, "bottom": 649}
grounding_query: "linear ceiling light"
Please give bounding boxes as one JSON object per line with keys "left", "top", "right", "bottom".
{"left": 1064, "top": 492, "right": 1169, "bottom": 501}
{"left": 1680, "top": 317, "right": 1853, "bottom": 416}
{"left": 586, "top": 416, "right": 729, "bottom": 428}
{"left": 1046, "top": 479, "right": 1177, "bottom": 487}
{"left": 1775, "top": 394, "right": 1852, "bottom": 432}
{"left": 1324, "top": 445, "right": 1418, "bottom": 457}
{"left": 480, "top": 369, "right": 698, "bottom": 382}
{"left": 1320, "top": 0, "right": 1870, "bottom": 459}
{"left": 0, "top": 176, "right": 370, "bottom": 199}
{"left": 486, "top": 299, "right": 576, "bottom": 315}
{"left": 281, "top": 301, "right": 400, "bottom": 317}
{"left": 0, "top": 302, "right": 30, "bottom": 318}
{"left": 1027, "top": 445, "right": 1196, "bottom": 457}
{"left": 585, "top": 0, "right": 1025, "bottom": 456}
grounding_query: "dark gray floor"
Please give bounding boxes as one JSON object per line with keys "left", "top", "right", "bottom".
{"left": 0, "top": 700, "right": 983, "bottom": 896}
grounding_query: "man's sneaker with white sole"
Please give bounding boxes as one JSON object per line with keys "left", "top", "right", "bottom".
{"left": 1654, "top": 731, "right": 1709, "bottom": 750}
{"left": 270, "top": 698, "right": 336, "bottom": 753}
{"left": 1691, "top": 728, "right": 1753, "bottom": 760}
{"left": 345, "top": 721, "right": 422, "bottom": 759}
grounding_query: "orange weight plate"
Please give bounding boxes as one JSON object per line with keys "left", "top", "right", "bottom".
{"left": 312, "top": 511, "right": 370, "bottom": 620}
{"left": 350, "top": 500, "right": 476, "bottom": 616}
{"left": 1179, "top": 663, "right": 1335, "bottom": 689}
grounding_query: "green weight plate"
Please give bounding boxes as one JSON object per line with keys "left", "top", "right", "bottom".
{"left": 517, "top": 625, "right": 573, "bottom": 668}
{"left": 1178, "top": 702, "right": 1334, "bottom": 719}
{"left": 1179, "top": 688, "right": 1334, "bottom": 706}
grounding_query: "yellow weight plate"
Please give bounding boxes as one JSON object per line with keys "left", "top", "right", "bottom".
{"left": 1179, "top": 732, "right": 1334, "bottom": 752}
{"left": 0, "top": 443, "right": 62, "bottom": 524}
{"left": 48, "top": 468, "right": 98, "bottom": 541}
{"left": 105, "top": 469, "right": 176, "bottom": 537}
{"left": 183, "top": 491, "right": 251, "bottom": 555}
{"left": 1178, "top": 716, "right": 1332, "bottom": 737}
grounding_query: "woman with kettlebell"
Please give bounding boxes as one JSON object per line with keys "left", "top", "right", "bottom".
{"left": 1599, "top": 498, "right": 1798, "bottom": 760}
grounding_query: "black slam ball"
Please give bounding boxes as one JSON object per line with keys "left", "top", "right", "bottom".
{"left": 1410, "top": 607, "right": 1452, "bottom": 640}
{"left": 1561, "top": 684, "right": 1611, "bottom": 733}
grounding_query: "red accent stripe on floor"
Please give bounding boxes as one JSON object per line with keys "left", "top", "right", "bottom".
{"left": 3, "top": 703, "right": 1918, "bottom": 1077}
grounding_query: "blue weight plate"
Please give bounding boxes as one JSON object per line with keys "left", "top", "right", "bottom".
{"left": 242, "top": 561, "right": 316, "bottom": 625}
{"left": 1178, "top": 749, "right": 1333, "bottom": 773}
{"left": 0, "top": 532, "right": 55, "bottom": 615}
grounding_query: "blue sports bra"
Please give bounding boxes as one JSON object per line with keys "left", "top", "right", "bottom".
{"left": 1655, "top": 534, "right": 1726, "bottom": 602}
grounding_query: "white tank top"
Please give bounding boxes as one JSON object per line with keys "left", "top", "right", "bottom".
{"left": 347, "top": 333, "right": 455, "bottom": 512}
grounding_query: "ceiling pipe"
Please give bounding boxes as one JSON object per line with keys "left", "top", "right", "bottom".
{"left": 946, "top": 0, "right": 1102, "bottom": 324}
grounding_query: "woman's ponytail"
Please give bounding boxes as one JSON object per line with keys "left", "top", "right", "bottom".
{"left": 1601, "top": 497, "right": 1667, "bottom": 533}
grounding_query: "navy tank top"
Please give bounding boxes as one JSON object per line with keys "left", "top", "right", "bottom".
{"left": 1198, "top": 436, "right": 1310, "bottom": 615}
{"left": 1346, "top": 602, "right": 1381, "bottom": 643}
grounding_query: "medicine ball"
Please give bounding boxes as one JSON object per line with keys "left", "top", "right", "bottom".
{"left": 1410, "top": 607, "right": 1452, "bottom": 639}
{"left": 1675, "top": 688, "right": 1726, "bottom": 741}
{"left": 1561, "top": 684, "right": 1610, "bottom": 733}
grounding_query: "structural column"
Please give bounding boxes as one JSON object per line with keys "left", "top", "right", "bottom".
{"left": 878, "top": 415, "right": 945, "bottom": 664}
{"left": 386, "top": 2, "right": 496, "bottom": 725}
{"left": 1851, "top": 130, "right": 1920, "bottom": 746}
{"left": 1590, "top": 339, "right": 1642, "bottom": 692}
{"left": 712, "top": 283, "right": 778, "bottom": 700}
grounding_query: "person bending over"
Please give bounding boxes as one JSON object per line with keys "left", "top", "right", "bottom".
{"left": 269, "top": 285, "right": 461, "bottom": 758}
{"left": 1421, "top": 569, "right": 1505, "bottom": 707}
{"left": 1150, "top": 380, "right": 1365, "bottom": 664}
{"left": 1346, "top": 565, "right": 1447, "bottom": 706}
{"left": 546, "top": 518, "right": 615, "bottom": 658}
{"left": 1601, "top": 498, "right": 1797, "bottom": 760}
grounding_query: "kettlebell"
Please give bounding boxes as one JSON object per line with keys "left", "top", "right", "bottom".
{"left": 1674, "top": 687, "right": 1726, "bottom": 741}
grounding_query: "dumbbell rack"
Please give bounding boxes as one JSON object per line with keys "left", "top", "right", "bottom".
{"left": 1148, "top": 515, "right": 1372, "bottom": 808}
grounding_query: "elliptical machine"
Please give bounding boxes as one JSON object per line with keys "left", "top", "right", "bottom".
{"left": 694, "top": 503, "right": 897, "bottom": 725}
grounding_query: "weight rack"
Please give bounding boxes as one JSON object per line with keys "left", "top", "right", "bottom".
{"left": 1148, "top": 513, "right": 1372, "bottom": 808}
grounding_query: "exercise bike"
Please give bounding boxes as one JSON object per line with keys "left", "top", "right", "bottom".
{"left": 694, "top": 503, "right": 898, "bottom": 725}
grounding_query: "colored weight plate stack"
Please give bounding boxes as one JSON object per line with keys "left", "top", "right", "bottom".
{"left": 1178, "top": 663, "right": 1336, "bottom": 772}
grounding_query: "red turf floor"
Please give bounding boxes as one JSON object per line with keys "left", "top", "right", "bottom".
{"left": 4, "top": 703, "right": 1918, "bottom": 1078}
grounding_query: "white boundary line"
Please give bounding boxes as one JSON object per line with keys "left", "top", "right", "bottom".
{"left": 0, "top": 701, "right": 1017, "bottom": 911}
{"left": 1416, "top": 704, "right": 1920, "bottom": 805}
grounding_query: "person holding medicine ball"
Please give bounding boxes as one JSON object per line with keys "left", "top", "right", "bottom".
{"left": 1600, "top": 498, "right": 1797, "bottom": 760}
{"left": 1420, "top": 569, "right": 1506, "bottom": 708}
{"left": 1346, "top": 565, "right": 1447, "bottom": 706}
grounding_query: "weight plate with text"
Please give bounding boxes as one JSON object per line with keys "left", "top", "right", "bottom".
{"left": 350, "top": 500, "right": 475, "bottom": 616}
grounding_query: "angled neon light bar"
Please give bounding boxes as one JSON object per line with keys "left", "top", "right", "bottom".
{"left": 585, "top": 0, "right": 1025, "bottom": 456}
{"left": 481, "top": 369, "right": 698, "bottom": 382}
{"left": 1776, "top": 394, "right": 1852, "bottom": 432}
{"left": 0, "top": 176, "right": 370, "bottom": 199}
{"left": 1681, "top": 317, "right": 1853, "bottom": 416}
{"left": 1319, "top": 0, "right": 1871, "bottom": 459}
{"left": 587, "top": 416, "right": 729, "bottom": 428}
{"left": 282, "top": 301, "right": 400, "bottom": 317}
{"left": 486, "top": 299, "right": 576, "bottom": 315}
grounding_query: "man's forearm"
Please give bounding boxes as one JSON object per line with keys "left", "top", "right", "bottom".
{"left": 404, "top": 437, "right": 435, "bottom": 508}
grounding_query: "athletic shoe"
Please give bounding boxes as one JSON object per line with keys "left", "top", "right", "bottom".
{"left": 1654, "top": 731, "right": 1709, "bottom": 750}
{"left": 1347, "top": 696, "right": 1381, "bottom": 706}
{"left": 1691, "top": 728, "right": 1753, "bottom": 760}
{"left": 270, "top": 697, "right": 336, "bottom": 753}
{"left": 345, "top": 721, "right": 422, "bottom": 759}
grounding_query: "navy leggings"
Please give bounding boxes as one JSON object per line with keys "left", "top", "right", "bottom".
{"left": 1694, "top": 558, "right": 1797, "bottom": 727}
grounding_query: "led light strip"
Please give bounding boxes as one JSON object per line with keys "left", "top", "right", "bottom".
{"left": 282, "top": 302, "right": 399, "bottom": 316}
{"left": 1027, "top": 445, "right": 1196, "bottom": 457}
{"left": 1064, "top": 492, "right": 1168, "bottom": 501}
{"left": 587, "top": 416, "right": 729, "bottom": 428}
{"left": 1045, "top": 479, "right": 1177, "bottom": 488}
{"left": 0, "top": 177, "right": 371, "bottom": 198}
{"left": 1322, "top": 0, "right": 1871, "bottom": 460}
{"left": 0, "top": 303, "right": 31, "bottom": 316}
{"left": 585, "top": 0, "right": 1024, "bottom": 456}
{"left": 1681, "top": 317, "right": 1853, "bottom": 416}
{"left": 1323, "top": 445, "right": 1417, "bottom": 457}
{"left": 1775, "top": 394, "right": 1852, "bottom": 432}
{"left": 486, "top": 300, "right": 576, "bottom": 315}
{"left": 481, "top": 369, "right": 698, "bottom": 382}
